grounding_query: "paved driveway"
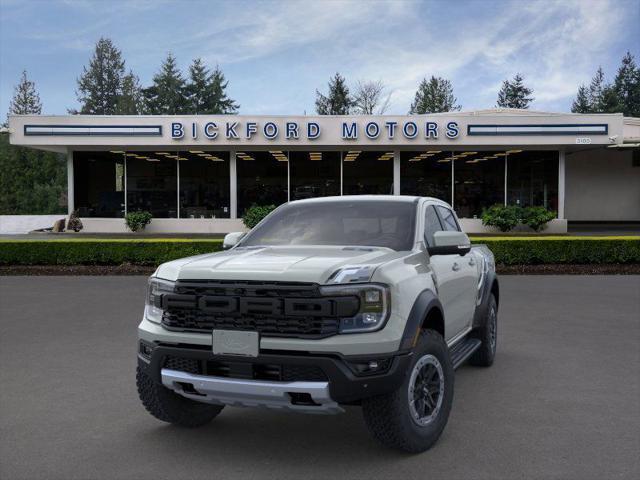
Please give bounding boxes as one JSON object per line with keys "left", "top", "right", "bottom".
{"left": 0, "top": 276, "right": 638, "bottom": 480}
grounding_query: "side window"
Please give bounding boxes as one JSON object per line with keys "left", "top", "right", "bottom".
{"left": 424, "top": 205, "right": 444, "bottom": 246}
{"left": 436, "top": 206, "right": 461, "bottom": 232}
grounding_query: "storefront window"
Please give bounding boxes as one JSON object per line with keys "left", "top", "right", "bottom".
{"left": 236, "top": 150, "right": 288, "bottom": 216}
{"left": 289, "top": 151, "right": 340, "bottom": 200}
{"left": 453, "top": 151, "right": 505, "bottom": 218}
{"left": 178, "top": 151, "right": 230, "bottom": 218}
{"left": 342, "top": 150, "right": 394, "bottom": 195}
{"left": 400, "top": 151, "right": 452, "bottom": 203}
{"left": 126, "top": 152, "right": 177, "bottom": 218}
{"left": 507, "top": 150, "right": 558, "bottom": 212}
{"left": 73, "top": 151, "right": 125, "bottom": 217}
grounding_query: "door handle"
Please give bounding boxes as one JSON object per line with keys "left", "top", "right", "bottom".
{"left": 452, "top": 262, "right": 460, "bottom": 272}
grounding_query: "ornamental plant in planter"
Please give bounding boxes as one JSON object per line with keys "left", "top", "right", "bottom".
{"left": 481, "top": 205, "right": 556, "bottom": 233}
{"left": 242, "top": 204, "right": 276, "bottom": 229}
{"left": 521, "top": 206, "right": 557, "bottom": 232}
{"left": 125, "top": 211, "right": 153, "bottom": 232}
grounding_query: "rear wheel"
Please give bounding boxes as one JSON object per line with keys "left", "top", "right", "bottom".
{"left": 136, "top": 366, "right": 224, "bottom": 427}
{"left": 362, "top": 329, "right": 454, "bottom": 453}
{"left": 469, "top": 294, "right": 498, "bottom": 367}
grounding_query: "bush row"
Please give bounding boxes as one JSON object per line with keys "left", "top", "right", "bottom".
{"left": 0, "top": 237, "right": 638, "bottom": 266}
{"left": 473, "top": 237, "right": 640, "bottom": 265}
{"left": 0, "top": 239, "right": 224, "bottom": 266}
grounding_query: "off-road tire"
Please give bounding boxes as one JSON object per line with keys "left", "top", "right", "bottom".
{"left": 361, "top": 329, "right": 454, "bottom": 453}
{"left": 136, "top": 366, "right": 224, "bottom": 427}
{"left": 469, "top": 294, "right": 498, "bottom": 367}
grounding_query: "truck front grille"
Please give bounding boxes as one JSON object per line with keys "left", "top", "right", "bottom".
{"left": 163, "top": 355, "right": 327, "bottom": 382}
{"left": 160, "top": 280, "right": 358, "bottom": 339}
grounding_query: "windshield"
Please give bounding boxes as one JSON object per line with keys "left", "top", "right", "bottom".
{"left": 240, "top": 200, "right": 417, "bottom": 251}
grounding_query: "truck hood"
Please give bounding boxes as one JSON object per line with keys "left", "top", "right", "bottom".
{"left": 155, "top": 245, "right": 406, "bottom": 284}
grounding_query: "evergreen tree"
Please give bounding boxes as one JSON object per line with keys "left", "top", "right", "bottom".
{"left": 613, "top": 51, "right": 640, "bottom": 117}
{"left": 587, "top": 67, "right": 607, "bottom": 111}
{"left": 185, "top": 59, "right": 239, "bottom": 114}
{"left": 75, "top": 37, "right": 126, "bottom": 114}
{"left": 315, "top": 73, "right": 353, "bottom": 115}
{"left": 143, "top": 53, "right": 188, "bottom": 114}
{"left": 409, "top": 76, "right": 460, "bottom": 114}
{"left": 116, "top": 71, "right": 144, "bottom": 114}
{"left": 496, "top": 73, "right": 534, "bottom": 109}
{"left": 571, "top": 85, "right": 591, "bottom": 113}
{"left": 8, "top": 70, "right": 42, "bottom": 116}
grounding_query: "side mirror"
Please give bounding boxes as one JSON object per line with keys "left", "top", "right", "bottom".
{"left": 428, "top": 231, "right": 471, "bottom": 256}
{"left": 223, "top": 231, "right": 246, "bottom": 250}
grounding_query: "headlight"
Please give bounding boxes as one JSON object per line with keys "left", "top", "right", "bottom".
{"left": 144, "top": 277, "right": 175, "bottom": 323}
{"left": 320, "top": 284, "right": 390, "bottom": 333}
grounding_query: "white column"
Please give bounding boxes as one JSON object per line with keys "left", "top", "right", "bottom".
{"left": 450, "top": 154, "right": 455, "bottom": 208}
{"left": 66, "top": 149, "right": 74, "bottom": 215}
{"left": 504, "top": 154, "right": 508, "bottom": 206}
{"left": 287, "top": 151, "right": 291, "bottom": 202}
{"left": 340, "top": 151, "right": 343, "bottom": 195}
{"left": 393, "top": 150, "right": 401, "bottom": 195}
{"left": 176, "top": 158, "right": 180, "bottom": 219}
{"left": 230, "top": 150, "right": 237, "bottom": 219}
{"left": 558, "top": 149, "right": 566, "bottom": 219}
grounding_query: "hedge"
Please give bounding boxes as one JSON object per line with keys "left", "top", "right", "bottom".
{"left": 0, "top": 239, "right": 224, "bottom": 266}
{"left": 471, "top": 237, "right": 640, "bottom": 265}
{"left": 0, "top": 237, "right": 638, "bottom": 266}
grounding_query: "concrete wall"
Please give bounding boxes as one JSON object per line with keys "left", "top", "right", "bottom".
{"left": 0, "top": 215, "right": 66, "bottom": 234}
{"left": 565, "top": 149, "right": 640, "bottom": 221}
{"left": 81, "top": 218, "right": 246, "bottom": 234}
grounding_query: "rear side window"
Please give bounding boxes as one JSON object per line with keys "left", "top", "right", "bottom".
{"left": 424, "top": 205, "right": 444, "bottom": 246}
{"left": 436, "top": 206, "right": 460, "bottom": 232}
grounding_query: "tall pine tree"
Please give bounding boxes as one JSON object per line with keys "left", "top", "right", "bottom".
{"left": 75, "top": 38, "right": 126, "bottom": 114}
{"left": 8, "top": 70, "right": 42, "bottom": 117}
{"left": 613, "top": 51, "right": 640, "bottom": 117}
{"left": 185, "top": 59, "right": 239, "bottom": 114}
{"left": 409, "top": 76, "right": 460, "bottom": 114}
{"left": 571, "top": 85, "right": 591, "bottom": 113}
{"left": 315, "top": 73, "right": 353, "bottom": 115}
{"left": 496, "top": 74, "right": 534, "bottom": 109}
{"left": 143, "top": 53, "right": 188, "bottom": 114}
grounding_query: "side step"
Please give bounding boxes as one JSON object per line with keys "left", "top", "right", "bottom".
{"left": 449, "top": 337, "right": 482, "bottom": 370}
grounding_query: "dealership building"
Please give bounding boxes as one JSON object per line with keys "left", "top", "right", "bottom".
{"left": 7, "top": 109, "right": 640, "bottom": 233}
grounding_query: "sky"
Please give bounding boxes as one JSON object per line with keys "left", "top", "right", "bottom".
{"left": 0, "top": 0, "right": 638, "bottom": 117}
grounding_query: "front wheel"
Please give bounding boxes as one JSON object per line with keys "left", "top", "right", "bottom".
{"left": 362, "top": 329, "right": 454, "bottom": 453}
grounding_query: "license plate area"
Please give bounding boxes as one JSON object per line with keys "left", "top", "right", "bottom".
{"left": 212, "top": 330, "right": 259, "bottom": 357}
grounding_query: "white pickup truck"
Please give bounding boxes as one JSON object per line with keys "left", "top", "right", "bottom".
{"left": 136, "top": 195, "right": 499, "bottom": 452}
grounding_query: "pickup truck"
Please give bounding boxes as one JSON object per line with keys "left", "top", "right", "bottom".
{"left": 136, "top": 195, "right": 498, "bottom": 452}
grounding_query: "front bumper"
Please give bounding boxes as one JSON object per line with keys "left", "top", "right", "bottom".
{"left": 139, "top": 343, "right": 412, "bottom": 412}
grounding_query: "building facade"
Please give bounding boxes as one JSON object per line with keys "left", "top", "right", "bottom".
{"left": 8, "top": 109, "right": 640, "bottom": 233}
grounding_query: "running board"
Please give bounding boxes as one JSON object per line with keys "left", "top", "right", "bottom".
{"left": 449, "top": 337, "right": 482, "bottom": 369}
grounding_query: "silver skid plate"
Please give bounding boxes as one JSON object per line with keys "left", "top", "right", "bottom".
{"left": 161, "top": 368, "right": 344, "bottom": 415}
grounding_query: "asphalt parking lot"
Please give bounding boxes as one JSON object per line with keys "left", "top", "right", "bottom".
{"left": 1, "top": 275, "right": 639, "bottom": 480}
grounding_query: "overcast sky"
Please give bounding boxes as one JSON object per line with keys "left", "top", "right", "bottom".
{"left": 1, "top": 0, "right": 638, "bottom": 117}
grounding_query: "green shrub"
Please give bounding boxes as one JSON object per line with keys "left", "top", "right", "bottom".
{"left": 242, "top": 204, "right": 276, "bottom": 229}
{"left": 521, "top": 206, "right": 556, "bottom": 232}
{"left": 125, "top": 211, "right": 153, "bottom": 232}
{"left": 0, "top": 239, "right": 224, "bottom": 266}
{"left": 481, "top": 205, "right": 521, "bottom": 232}
{"left": 66, "top": 210, "right": 83, "bottom": 232}
{"left": 472, "top": 237, "right": 640, "bottom": 265}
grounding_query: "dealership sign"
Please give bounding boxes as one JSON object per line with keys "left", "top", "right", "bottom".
{"left": 170, "top": 120, "right": 461, "bottom": 141}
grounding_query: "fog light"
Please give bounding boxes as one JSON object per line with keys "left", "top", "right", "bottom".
{"left": 365, "top": 289, "right": 381, "bottom": 303}
{"left": 362, "top": 313, "right": 378, "bottom": 324}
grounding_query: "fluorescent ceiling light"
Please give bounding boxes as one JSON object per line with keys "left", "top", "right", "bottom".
{"left": 146, "top": 158, "right": 160, "bottom": 162}
{"left": 506, "top": 150, "right": 523, "bottom": 154}
{"left": 155, "top": 152, "right": 170, "bottom": 155}
{"left": 437, "top": 159, "right": 450, "bottom": 163}
{"left": 189, "top": 150, "right": 204, "bottom": 154}
{"left": 110, "top": 150, "right": 125, "bottom": 154}
{"left": 427, "top": 150, "right": 442, "bottom": 154}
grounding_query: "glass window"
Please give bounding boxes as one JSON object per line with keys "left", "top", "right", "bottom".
{"left": 424, "top": 205, "right": 444, "bottom": 246}
{"left": 507, "top": 150, "right": 558, "bottom": 212}
{"left": 126, "top": 152, "right": 177, "bottom": 218}
{"left": 178, "top": 151, "right": 230, "bottom": 218}
{"left": 73, "top": 151, "right": 125, "bottom": 217}
{"left": 401, "top": 151, "right": 452, "bottom": 203}
{"left": 436, "top": 206, "right": 460, "bottom": 231}
{"left": 454, "top": 151, "right": 505, "bottom": 218}
{"left": 237, "top": 150, "right": 288, "bottom": 216}
{"left": 289, "top": 151, "right": 340, "bottom": 200}
{"left": 343, "top": 150, "right": 394, "bottom": 195}
{"left": 240, "top": 200, "right": 416, "bottom": 251}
